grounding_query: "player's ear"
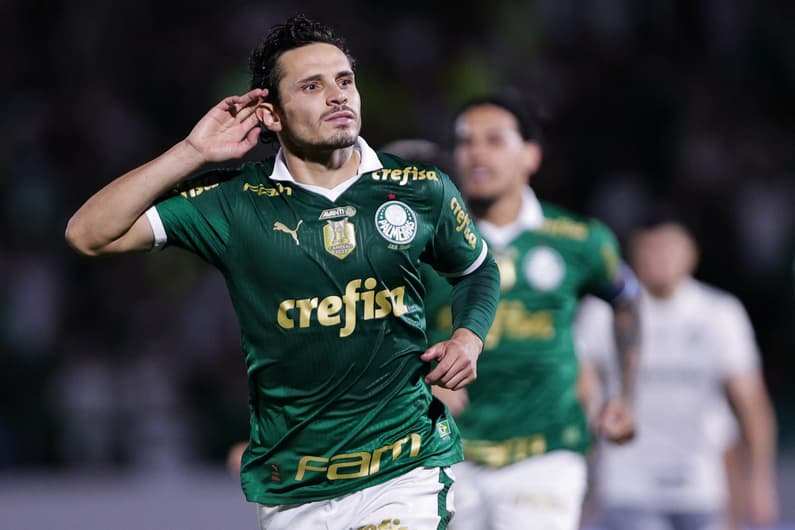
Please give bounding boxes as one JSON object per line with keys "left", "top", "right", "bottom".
{"left": 522, "top": 140, "right": 542, "bottom": 175}
{"left": 256, "top": 101, "right": 282, "bottom": 133}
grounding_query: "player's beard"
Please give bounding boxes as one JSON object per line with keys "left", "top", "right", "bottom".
{"left": 321, "top": 130, "right": 358, "bottom": 150}
{"left": 280, "top": 112, "right": 360, "bottom": 152}
{"left": 465, "top": 194, "right": 500, "bottom": 218}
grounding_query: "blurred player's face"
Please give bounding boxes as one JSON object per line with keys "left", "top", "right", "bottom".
{"left": 630, "top": 224, "right": 698, "bottom": 298}
{"left": 453, "top": 104, "right": 540, "bottom": 204}
{"left": 269, "top": 43, "right": 361, "bottom": 151}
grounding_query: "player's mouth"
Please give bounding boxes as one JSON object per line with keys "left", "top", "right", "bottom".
{"left": 466, "top": 166, "right": 492, "bottom": 183}
{"left": 323, "top": 110, "right": 356, "bottom": 125}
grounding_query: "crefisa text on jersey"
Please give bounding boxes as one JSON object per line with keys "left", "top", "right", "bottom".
{"left": 277, "top": 278, "right": 409, "bottom": 337}
{"left": 370, "top": 166, "right": 439, "bottom": 186}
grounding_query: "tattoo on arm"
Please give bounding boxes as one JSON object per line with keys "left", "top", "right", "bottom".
{"left": 612, "top": 296, "right": 641, "bottom": 399}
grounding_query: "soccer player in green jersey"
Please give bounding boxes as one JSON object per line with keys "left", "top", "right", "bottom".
{"left": 426, "top": 91, "right": 642, "bottom": 530}
{"left": 65, "top": 15, "right": 500, "bottom": 530}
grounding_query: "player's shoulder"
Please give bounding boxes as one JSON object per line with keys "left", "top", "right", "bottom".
{"left": 368, "top": 152, "right": 450, "bottom": 191}
{"left": 539, "top": 201, "right": 615, "bottom": 243}
{"left": 164, "top": 159, "right": 279, "bottom": 200}
{"left": 690, "top": 279, "right": 748, "bottom": 314}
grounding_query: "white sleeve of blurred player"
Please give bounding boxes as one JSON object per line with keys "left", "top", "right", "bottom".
{"left": 713, "top": 292, "right": 761, "bottom": 377}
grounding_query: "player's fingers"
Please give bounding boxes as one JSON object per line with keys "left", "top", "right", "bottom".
{"left": 238, "top": 107, "right": 261, "bottom": 125}
{"left": 220, "top": 95, "right": 246, "bottom": 115}
{"left": 425, "top": 352, "right": 456, "bottom": 384}
{"left": 240, "top": 126, "right": 261, "bottom": 149}
{"left": 241, "top": 87, "right": 267, "bottom": 103}
{"left": 444, "top": 368, "right": 474, "bottom": 390}
{"left": 220, "top": 90, "right": 265, "bottom": 116}
{"left": 225, "top": 89, "right": 266, "bottom": 107}
{"left": 603, "top": 418, "right": 635, "bottom": 444}
{"left": 420, "top": 343, "right": 444, "bottom": 362}
{"left": 440, "top": 354, "right": 477, "bottom": 388}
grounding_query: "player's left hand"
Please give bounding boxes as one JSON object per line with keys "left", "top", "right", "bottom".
{"left": 421, "top": 328, "right": 483, "bottom": 390}
{"left": 597, "top": 396, "right": 636, "bottom": 444}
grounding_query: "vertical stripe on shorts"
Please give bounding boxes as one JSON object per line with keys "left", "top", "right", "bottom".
{"left": 437, "top": 467, "right": 454, "bottom": 529}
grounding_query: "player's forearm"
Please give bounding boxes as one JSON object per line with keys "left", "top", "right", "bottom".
{"left": 739, "top": 389, "right": 777, "bottom": 482}
{"left": 612, "top": 296, "right": 641, "bottom": 400}
{"left": 726, "top": 371, "right": 778, "bottom": 496}
{"left": 66, "top": 141, "right": 205, "bottom": 256}
{"left": 449, "top": 254, "right": 500, "bottom": 343}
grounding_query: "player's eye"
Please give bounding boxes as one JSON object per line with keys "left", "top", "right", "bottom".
{"left": 487, "top": 135, "right": 507, "bottom": 147}
{"left": 303, "top": 82, "right": 319, "bottom": 91}
{"left": 454, "top": 135, "right": 471, "bottom": 147}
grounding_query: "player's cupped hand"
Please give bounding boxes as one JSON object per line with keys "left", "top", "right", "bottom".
{"left": 185, "top": 88, "right": 268, "bottom": 163}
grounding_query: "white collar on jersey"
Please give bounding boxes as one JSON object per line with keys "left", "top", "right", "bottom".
{"left": 475, "top": 186, "right": 544, "bottom": 249}
{"left": 268, "top": 137, "right": 383, "bottom": 202}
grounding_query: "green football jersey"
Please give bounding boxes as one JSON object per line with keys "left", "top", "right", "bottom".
{"left": 153, "top": 145, "right": 489, "bottom": 504}
{"left": 425, "top": 196, "right": 623, "bottom": 467}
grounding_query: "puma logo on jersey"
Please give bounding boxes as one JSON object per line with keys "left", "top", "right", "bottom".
{"left": 273, "top": 220, "right": 303, "bottom": 246}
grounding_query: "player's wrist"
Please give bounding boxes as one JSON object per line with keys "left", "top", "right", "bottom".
{"left": 177, "top": 138, "right": 212, "bottom": 168}
{"left": 451, "top": 327, "right": 483, "bottom": 353}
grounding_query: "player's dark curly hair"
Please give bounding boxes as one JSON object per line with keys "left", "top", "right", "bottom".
{"left": 249, "top": 14, "right": 355, "bottom": 143}
{"left": 452, "top": 88, "right": 546, "bottom": 148}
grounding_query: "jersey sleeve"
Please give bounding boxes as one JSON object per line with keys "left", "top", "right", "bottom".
{"left": 419, "top": 263, "right": 454, "bottom": 344}
{"left": 422, "top": 173, "right": 489, "bottom": 277}
{"left": 714, "top": 295, "right": 761, "bottom": 377}
{"left": 581, "top": 220, "right": 630, "bottom": 302}
{"left": 151, "top": 169, "right": 236, "bottom": 267}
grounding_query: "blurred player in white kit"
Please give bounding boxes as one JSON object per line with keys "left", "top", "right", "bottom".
{"left": 575, "top": 218, "right": 779, "bottom": 530}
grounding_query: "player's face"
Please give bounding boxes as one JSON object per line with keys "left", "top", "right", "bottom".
{"left": 273, "top": 43, "right": 361, "bottom": 151}
{"left": 453, "top": 104, "right": 539, "bottom": 202}
{"left": 630, "top": 224, "right": 698, "bottom": 297}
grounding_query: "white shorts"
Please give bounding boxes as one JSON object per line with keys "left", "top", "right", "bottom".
{"left": 450, "top": 450, "right": 587, "bottom": 530}
{"left": 257, "top": 466, "right": 455, "bottom": 530}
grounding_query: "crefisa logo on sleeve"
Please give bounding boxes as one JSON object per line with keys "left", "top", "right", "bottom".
{"left": 375, "top": 201, "right": 417, "bottom": 246}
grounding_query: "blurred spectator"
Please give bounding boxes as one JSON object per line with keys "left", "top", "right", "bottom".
{"left": 576, "top": 219, "right": 779, "bottom": 530}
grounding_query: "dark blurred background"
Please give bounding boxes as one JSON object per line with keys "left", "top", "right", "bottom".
{"left": 1, "top": 0, "right": 793, "bottom": 526}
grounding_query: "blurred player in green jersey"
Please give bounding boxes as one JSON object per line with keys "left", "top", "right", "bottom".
{"left": 427, "top": 91, "right": 641, "bottom": 530}
{"left": 65, "top": 15, "right": 500, "bottom": 530}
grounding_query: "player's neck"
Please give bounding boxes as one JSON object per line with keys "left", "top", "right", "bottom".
{"left": 282, "top": 145, "right": 360, "bottom": 189}
{"left": 646, "top": 280, "right": 685, "bottom": 300}
{"left": 473, "top": 191, "right": 523, "bottom": 227}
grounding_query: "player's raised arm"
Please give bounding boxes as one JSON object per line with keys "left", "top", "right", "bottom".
{"left": 65, "top": 88, "right": 266, "bottom": 257}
